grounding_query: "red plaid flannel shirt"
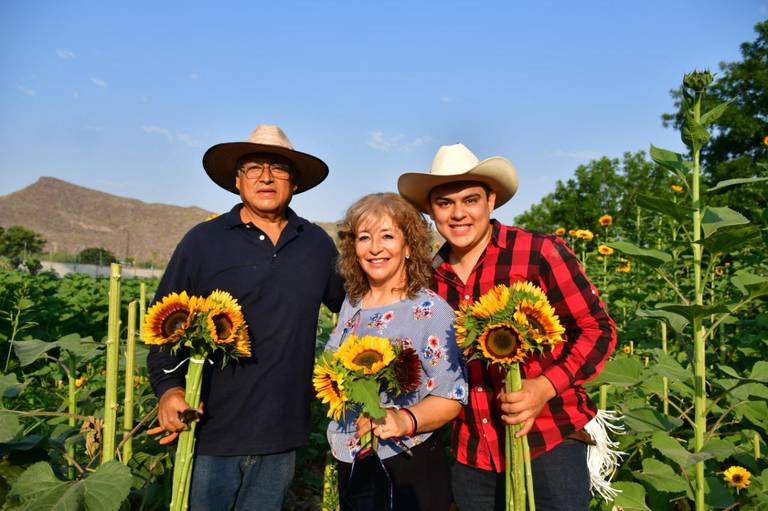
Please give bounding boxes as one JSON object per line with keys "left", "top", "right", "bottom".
{"left": 432, "top": 221, "right": 616, "bottom": 471}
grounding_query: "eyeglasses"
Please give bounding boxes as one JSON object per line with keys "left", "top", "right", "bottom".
{"left": 239, "top": 163, "right": 291, "bottom": 180}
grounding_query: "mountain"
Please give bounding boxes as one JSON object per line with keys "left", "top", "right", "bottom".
{"left": 0, "top": 177, "right": 215, "bottom": 265}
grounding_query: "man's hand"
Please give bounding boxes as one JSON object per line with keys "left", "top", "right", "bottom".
{"left": 158, "top": 386, "right": 194, "bottom": 432}
{"left": 499, "top": 376, "right": 556, "bottom": 437}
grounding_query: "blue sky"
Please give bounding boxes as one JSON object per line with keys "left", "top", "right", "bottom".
{"left": 1, "top": 1, "right": 766, "bottom": 225}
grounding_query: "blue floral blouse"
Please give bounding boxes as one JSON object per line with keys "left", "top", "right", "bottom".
{"left": 325, "top": 288, "right": 467, "bottom": 462}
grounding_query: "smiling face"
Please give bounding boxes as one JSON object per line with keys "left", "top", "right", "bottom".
{"left": 427, "top": 181, "right": 496, "bottom": 258}
{"left": 354, "top": 213, "right": 410, "bottom": 291}
{"left": 235, "top": 153, "right": 297, "bottom": 218}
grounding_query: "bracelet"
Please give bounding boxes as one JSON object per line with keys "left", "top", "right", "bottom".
{"left": 400, "top": 408, "right": 418, "bottom": 436}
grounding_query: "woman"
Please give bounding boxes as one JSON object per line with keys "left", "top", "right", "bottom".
{"left": 326, "top": 192, "right": 467, "bottom": 511}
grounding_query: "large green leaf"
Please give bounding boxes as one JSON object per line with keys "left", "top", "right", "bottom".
{"left": 610, "top": 481, "right": 651, "bottom": 511}
{"left": 649, "top": 350, "right": 692, "bottom": 383}
{"left": 635, "top": 194, "right": 690, "bottom": 223}
{"left": 701, "top": 206, "right": 750, "bottom": 238}
{"left": 55, "top": 334, "right": 101, "bottom": 362}
{"left": 703, "top": 476, "right": 735, "bottom": 509}
{"left": 703, "top": 225, "right": 760, "bottom": 254}
{"left": 652, "top": 432, "right": 713, "bottom": 467}
{"left": 649, "top": 145, "right": 690, "bottom": 182}
{"left": 635, "top": 458, "right": 688, "bottom": 493}
{"left": 699, "top": 100, "right": 732, "bottom": 127}
{"left": 656, "top": 303, "right": 730, "bottom": 323}
{"left": 623, "top": 408, "right": 682, "bottom": 433}
{"left": 590, "top": 357, "right": 643, "bottom": 387}
{"left": 751, "top": 361, "right": 768, "bottom": 381}
{"left": 635, "top": 309, "right": 688, "bottom": 334}
{"left": 700, "top": 438, "right": 736, "bottom": 461}
{"left": 0, "top": 411, "right": 21, "bottom": 443}
{"left": 9, "top": 461, "right": 132, "bottom": 511}
{"left": 605, "top": 242, "right": 672, "bottom": 268}
{"left": 347, "top": 378, "right": 385, "bottom": 419}
{"left": 0, "top": 373, "right": 26, "bottom": 399}
{"left": 707, "top": 175, "right": 768, "bottom": 192}
{"left": 10, "top": 339, "right": 57, "bottom": 367}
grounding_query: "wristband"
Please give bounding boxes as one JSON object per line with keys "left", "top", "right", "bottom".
{"left": 401, "top": 408, "right": 418, "bottom": 436}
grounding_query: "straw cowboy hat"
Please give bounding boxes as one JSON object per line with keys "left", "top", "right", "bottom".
{"left": 202, "top": 125, "right": 329, "bottom": 195}
{"left": 397, "top": 143, "right": 518, "bottom": 212}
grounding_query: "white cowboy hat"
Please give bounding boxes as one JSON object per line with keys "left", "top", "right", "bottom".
{"left": 202, "top": 124, "right": 329, "bottom": 195}
{"left": 397, "top": 143, "right": 518, "bottom": 212}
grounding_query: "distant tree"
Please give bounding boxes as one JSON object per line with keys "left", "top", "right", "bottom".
{"left": 78, "top": 247, "right": 118, "bottom": 266}
{"left": 0, "top": 225, "right": 46, "bottom": 261}
{"left": 514, "top": 151, "right": 667, "bottom": 243}
{"left": 662, "top": 20, "right": 768, "bottom": 220}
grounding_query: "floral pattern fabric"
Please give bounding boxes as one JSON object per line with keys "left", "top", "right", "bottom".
{"left": 325, "top": 288, "right": 467, "bottom": 462}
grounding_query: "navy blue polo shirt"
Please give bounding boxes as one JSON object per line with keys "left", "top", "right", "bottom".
{"left": 147, "top": 204, "right": 345, "bottom": 456}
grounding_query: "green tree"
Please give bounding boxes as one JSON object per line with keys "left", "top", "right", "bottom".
{"left": 0, "top": 225, "right": 46, "bottom": 260}
{"left": 662, "top": 20, "right": 768, "bottom": 221}
{"left": 514, "top": 151, "right": 667, "bottom": 243}
{"left": 77, "top": 247, "right": 117, "bottom": 266}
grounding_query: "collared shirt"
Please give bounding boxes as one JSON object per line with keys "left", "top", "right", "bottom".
{"left": 325, "top": 289, "right": 467, "bottom": 463}
{"left": 147, "top": 204, "right": 345, "bottom": 456}
{"left": 432, "top": 220, "right": 616, "bottom": 470}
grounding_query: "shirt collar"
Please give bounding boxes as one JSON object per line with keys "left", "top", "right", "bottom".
{"left": 223, "top": 203, "right": 305, "bottom": 233}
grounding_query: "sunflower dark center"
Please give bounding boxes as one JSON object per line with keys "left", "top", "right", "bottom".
{"left": 486, "top": 327, "right": 521, "bottom": 357}
{"left": 162, "top": 309, "right": 189, "bottom": 336}
{"left": 212, "top": 313, "right": 234, "bottom": 339}
{"left": 527, "top": 315, "right": 546, "bottom": 335}
{"left": 353, "top": 350, "right": 383, "bottom": 368}
{"left": 732, "top": 474, "right": 743, "bottom": 483}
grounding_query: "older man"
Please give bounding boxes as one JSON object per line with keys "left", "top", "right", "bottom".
{"left": 148, "top": 125, "right": 344, "bottom": 510}
{"left": 398, "top": 143, "right": 616, "bottom": 510}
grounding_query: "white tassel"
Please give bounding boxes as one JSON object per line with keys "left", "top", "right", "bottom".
{"left": 583, "top": 409, "right": 626, "bottom": 501}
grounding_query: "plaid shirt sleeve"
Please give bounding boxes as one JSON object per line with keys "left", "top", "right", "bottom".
{"left": 537, "top": 236, "right": 617, "bottom": 395}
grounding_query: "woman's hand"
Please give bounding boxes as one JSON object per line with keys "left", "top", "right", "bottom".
{"left": 355, "top": 409, "right": 413, "bottom": 440}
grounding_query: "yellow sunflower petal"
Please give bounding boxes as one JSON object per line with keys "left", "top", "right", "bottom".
{"left": 336, "top": 335, "right": 396, "bottom": 375}
{"left": 206, "top": 289, "right": 242, "bottom": 312}
{"left": 514, "top": 299, "right": 565, "bottom": 346}
{"left": 470, "top": 285, "right": 510, "bottom": 319}
{"left": 509, "top": 281, "right": 548, "bottom": 303}
{"left": 143, "top": 291, "right": 195, "bottom": 345}
{"left": 313, "top": 355, "right": 347, "bottom": 420}
{"left": 205, "top": 306, "right": 246, "bottom": 345}
{"left": 723, "top": 465, "right": 751, "bottom": 490}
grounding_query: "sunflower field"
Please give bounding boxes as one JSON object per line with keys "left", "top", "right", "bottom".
{"left": 0, "top": 68, "right": 767, "bottom": 510}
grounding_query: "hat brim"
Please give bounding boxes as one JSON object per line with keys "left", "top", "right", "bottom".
{"left": 202, "top": 142, "right": 329, "bottom": 195}
{"left": 397, "top": 157, "right": 518, "bottom": 213}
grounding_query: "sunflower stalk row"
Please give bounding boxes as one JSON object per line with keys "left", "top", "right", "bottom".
{"left": 101, "top": 263, "right": 121, "bottom": 464}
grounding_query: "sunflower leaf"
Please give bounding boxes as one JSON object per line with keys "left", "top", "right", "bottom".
{"left": 655, "top": 303, "right": 730, "bottom": 323}
{"left": 702, "top": 225, "right": 760, "bottom": 254}
{"left": 605, "top": 242, "right": 672, "bottom": 268}
{"left": 347, "top": 378, "right": 385, "bottom": 419}
{"left": 610, "top": 482, "right": 651, "bottom": 511}
{"left": 649, "top": 145, "right": 690, "bottom": 181}
{"left": 624, "top": 408, "right": 683, "bottom": 433}
{"left": 636, "top": 308, "right": 689, "bottom": 334}
{"left": 634, "top": 458, "right": 689, "bottom": 493}
{"left": 10, "top": 339, "right": 58, "bottom": 367}
{"left": 701, "top": 206, "right": 750, "bottom": 238}
{"left": 589, "top": 357, "right": 643, "bottom": 387}
{"left": 699, "top": 99, "right": 732, "bottom": 126}
{"left": 635, "top": 193, "right": 691, "bottom": 223}
{"left": 707, "top": 176, "right": 768, "bottom": 193}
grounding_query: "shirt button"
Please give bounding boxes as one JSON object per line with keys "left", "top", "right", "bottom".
{"left": 464, "top": 294, "right": 470, "bottom": 301}
{"left": 272, "top": 254, "right": 277, "bottom": 258}
{"left": 259, "top": 234, "right": 265, "bottom": 241}
{"left": 482, "top": 418, "right": 488, "bottom": 424}
{"left": 477, "top": 386, "right": 484, "bottom": 393}
{"left": 245, "top": 224, "right": 251, "bottom": 229}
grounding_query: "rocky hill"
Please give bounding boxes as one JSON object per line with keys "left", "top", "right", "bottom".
{"left": 0, "top": 177, "right": 215, "bottom": 265}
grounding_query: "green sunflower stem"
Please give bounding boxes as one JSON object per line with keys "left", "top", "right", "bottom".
{"left": 101, "top": 263, "right": 121, "bottom": 464}
{"left": 505, "top": 410, "right": 513, "bottom": 510}
{"left": 505, "top": 364, "right": 531, "bottom": 510}
{"left": 122, "top": 301, "right": 137, "bottom": 463}
{"left": 169, "top": 353, "right": 206, "bottom": 511}
{"left": 661, "top": 321, "right": 669, "bottom": 416}
{"left": 67, "top": 363, "right": 76, "bottom": 480}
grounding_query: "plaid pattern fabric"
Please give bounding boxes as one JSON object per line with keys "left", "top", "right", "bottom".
{"left": 432, "top": 221, "right": 616, "bottom": 470}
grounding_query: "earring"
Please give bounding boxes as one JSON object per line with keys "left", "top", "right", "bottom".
{"left": 405, "top": 254, "right": 410, "bottom": 260}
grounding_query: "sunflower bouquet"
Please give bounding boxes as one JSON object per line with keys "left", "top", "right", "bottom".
{"left": 143, "top": 290, "right": 250, "bottom": 511}
{"left": 455, "top": 282, "right": 565, "bottom": 511}
{"left": 313, "top": 334, "right": 421, "bottom": 449}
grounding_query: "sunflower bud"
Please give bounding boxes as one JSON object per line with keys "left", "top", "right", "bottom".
{"left": 683, "top": 70, "right": 713, "bottom": 93}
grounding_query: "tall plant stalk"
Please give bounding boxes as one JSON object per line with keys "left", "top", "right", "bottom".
{"left": 505, "top": 364, "right": 535, "bottom": 510}
{"left": 661, "top": 321, "right": 669, "bottom": 416}
{"left": 170, "top": 357, "right": 205, "bottom": 511}
{"left": 101, "top": 263, "right": 121, "bottom": 464}
{"left": 122, "top": 301, "right": 137, "bottom": 463}
{"left": 67, "top": 364, "right": 76, "bottom": 479}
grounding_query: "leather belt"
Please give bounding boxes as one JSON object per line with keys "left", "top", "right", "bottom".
{"left": 567, "top": 430, "right": 596, "bottom": 445}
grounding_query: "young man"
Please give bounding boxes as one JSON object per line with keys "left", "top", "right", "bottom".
{"left": 398, "top": 143, "right": 616, "bottom": 511}
{"left": 148, "top": 125, "right": 344, "bottom": 510}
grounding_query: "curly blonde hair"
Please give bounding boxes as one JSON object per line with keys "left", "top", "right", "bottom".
{"left": 337, "top": 193, "right": 433, "bottom": 305}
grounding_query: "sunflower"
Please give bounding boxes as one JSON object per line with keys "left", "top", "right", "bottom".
{"left": 554, "top": 227, "right": 566, "bottom": 236}
{"left": 514, "top": 299, "right": 565, "bottom": 345}
{"left": 723, "top": 466, "right": 751, "bottom": 490}
{"left": 568, "top": 229, "right": 578, "bottom": 237}
{"left": 143, "top": 291, "right": 197, "bottom": 345}
{"left": 337, "top": 335, "right": 396, "bottom": 375}
{"left": 476, "top": 323, "right": 528, "bottom": 364}
{"left": 234, "top": 328, "right": 252, "bottom": 357}
{"left": 509, "top": 281, "right": 548, "bottom": 303}
{"left": 393, "top": 347, "right": 422, "bottom": 392}
{"left": 616, "top": 261, "right": 632, "bottom": 273}
{"left": 671, "top": 184, "right": 684, "bottom": 193}
{"left": 206, "top": 289, "right": 242, "bottom": 312}
{"left": 598, "top": 214, "right": 613, "bottom": 226}
{"left": 622, "top": 345, "right": 631, "bottom": 354}
{"left": 576, "top": 229, "right": 594, "bottom": 241}
{"left": 205, "top": 306, "right": 245, "bottom": 345}
{"left": 763, "top": 135, "right": 768, "bottom": 147}
{"left": 470, "top": 284, "right": 510, "bottom": 319}
{"left": 313, "top": 354, "right": 348, "bottom": 420}
{"left": 598, "top": 245, "right": 614, "bottom": 256}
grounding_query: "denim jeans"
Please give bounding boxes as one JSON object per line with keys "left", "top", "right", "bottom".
{"left": 451, "top": 439, "right": 590, "bottom": 511}
{"left": 189, "top": 450, "right": 295, "bottom": 511}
